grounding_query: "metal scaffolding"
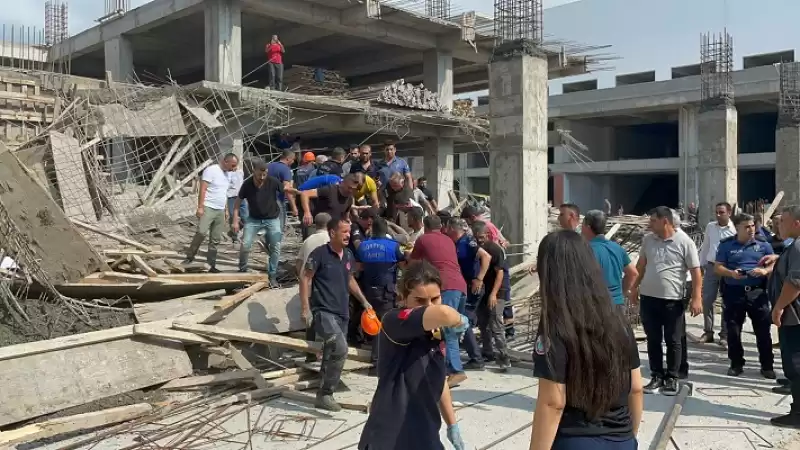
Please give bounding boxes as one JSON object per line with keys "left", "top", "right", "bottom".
{"left": 700, "top": 30, "right": 734, "bottom": 109}
{"left": 425, "top": 0, "right": 450, "bottom": 19}
{"left": 779, "top": 62, "right": 800, "bottom": 125}
{"left": 493, "top": 0, "right": 543, "bottom": 44}
{"left": 44, "top": 0, "right": 68, "bottom": 46}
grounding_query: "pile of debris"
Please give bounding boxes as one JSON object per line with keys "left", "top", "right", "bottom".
{"left": 451, "top": 98, "right": 475, "bottom": 118}
{"left": 283, "top": 65, "right": 349, "bottom": 96}
{"left": 350, "top": 79, "right": 445, "bottom": 112}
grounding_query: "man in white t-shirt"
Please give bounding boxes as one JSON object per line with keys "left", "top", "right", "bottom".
{"left": 184, "top": 153, "right": 238, "bottom": 272}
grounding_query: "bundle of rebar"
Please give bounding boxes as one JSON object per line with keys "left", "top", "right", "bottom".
{"left": 370, "top": 79, "right": 445, "bottom": 111}
{"left": 283, "top": 65, "right": 349, "bottom": 96}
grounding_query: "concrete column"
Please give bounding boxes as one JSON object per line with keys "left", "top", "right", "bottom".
{"left": 697, "top": 106, "right": 738, "bottom": 226}
{"left": 489, "top": 42, "right": 549, "bottom": 260}
{"left": 205, "top": 0, "right": 242, "bottom": 85}
{"left": 776, "top": 124, "right": 800, "bottom": 205}
{"left": 423, "top": 138, "right": 454, "bottom": 209}
{"left": 423, "top": 50, "right": 453, "bottom": 111}
{"left": 104, "top": 36, "right": 133, "bottom": 82}
{"left": 679, "top": 105, "right": 699, "bottom": 208}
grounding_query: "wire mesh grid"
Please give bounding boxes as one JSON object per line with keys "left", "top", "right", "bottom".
{"left": 425, "top": 0, "right": 451, "bottom": 20}
{"left": 700, "top": 31, "right": 734, "bottom": 109}
{"left": 493, "top": 0, "right": 543, "bottom": 44}
{"left": 780, "top": 62, "right": 800, "bottom": 124}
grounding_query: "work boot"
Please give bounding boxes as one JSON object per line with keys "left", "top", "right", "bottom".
{"left": 762, "top": 369, "right": 777, "bottom": 380}
{"left": 727, "top": 366, "right": 744, "bottom": 377}
{"left": 207, "top": 249, "right": 219, "bottom": 273}
{"left": 315, "top": 394, "right": 342, "bottom": 412}
{"left": 643, "top": 376, "right": 664, "bottom": 394}
{"left": 771, "top": 413, "right": 800, "bottom": 429}
{"left": 773, "top": 385, "right": 791, "bottom": 395}
{"left": 463, "top": 359, "right": 485, "bottom": 371}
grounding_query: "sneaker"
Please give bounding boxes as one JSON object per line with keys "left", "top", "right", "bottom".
{"left": 208, "top": 267, "right": 222, "bottom": 274}
{"left": 182, "top": 258, "right": 194, "bottom": 265}
{"left": 771, "top": 413, "right": 800, "bottom": 429}
{"left": 700, "top": 331, "right": 715, "bottom": 343}
{"left": 643, "top": 377, "right": 664, "bottom": 394}
{"left": 315, "top": 394, "right": 342, "bottom": 412}
{"left": 779, "top": 378, "right": 791, "bottom": 386}
{"left": 660, "top": 378, "right": 680, "bottom": 396}
{"left": 717, "top": 338, "right": 728, "bottom": 350}
{"left": 497, "top": 358, "right": 511, "bottom": 372}
{"left": 463, "top": 359, "right": 485, "bottom": 371}
{"left": 762, "top": 369, "right": 777, "bottom": 380}
{"left": 482, "top": 353, "right": 496, "bottom": 363}
{"left": 448, "top": 372, "right": 468, "bottom": 388}
{"left": 773, "top": 385, "right": 791, "bottom": 395}
{"left": 727, "top": 366, "right": 744, "bottom": 377}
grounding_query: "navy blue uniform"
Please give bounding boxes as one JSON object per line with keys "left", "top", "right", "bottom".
{"left": 358, "top": 237, "right": 406, "bottom": 365}
{"left": 715, "top": 236, "right": 774, "bottom": 372}
{"left": 454, "top": 233, "right": 484, "bottom": 364}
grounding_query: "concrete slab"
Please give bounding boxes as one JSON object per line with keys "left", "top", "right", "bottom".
{"left": 19, "top": 312, "right": 800, "bottom": 449}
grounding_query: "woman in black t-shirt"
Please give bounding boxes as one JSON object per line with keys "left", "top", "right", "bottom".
{"left": 530, "top": 230, "right": 644, "bottom": 450}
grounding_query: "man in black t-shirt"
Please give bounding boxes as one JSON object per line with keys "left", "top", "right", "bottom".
{"left": 300, "top": 218, "right": 372, "bottom": 412}
{"left": 233, "top": 162, "right": 297, "bottom": 284}
{"left": 300, "top": 173, "right": 362, "bottom": 225}
{"left": 350, "top": 144, "right": 380, "bottom": 181}
{"left": 316, "top": 147, "right": 346, "bottom": 177}
{"left": 472, "top": 221, "right": 511, "bottom": 370}
{"left": 358, "top": 263, "right": 469, "bottom": 450}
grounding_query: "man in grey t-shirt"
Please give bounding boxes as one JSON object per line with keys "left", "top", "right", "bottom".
{"left": 764, "top": 206, "right": 800, "bottom": 428}
{"left": 630, "top": 206, "right": 702, "bottom": 397}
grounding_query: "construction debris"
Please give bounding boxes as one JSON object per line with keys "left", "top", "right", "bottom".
{"left": 283, "top": 65, "right": 349, "bottom": 96}
{"left": 352, "top": 79, "right": 446, "bottom": 111}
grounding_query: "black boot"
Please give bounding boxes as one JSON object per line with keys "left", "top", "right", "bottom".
{"left": 207, "top": 249, "right": 219, "bottom": 273}
{"left": 238, "top": 250, "right": 250, "bottom": 273}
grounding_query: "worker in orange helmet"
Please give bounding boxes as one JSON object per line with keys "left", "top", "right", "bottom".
{"left": 358, "top": 260, "right": 469, "bottom": 450}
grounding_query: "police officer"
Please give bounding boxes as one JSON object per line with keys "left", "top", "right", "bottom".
{"left": 357, "top": 218, "right": 407, "bottom": 368}
{"left": 714, "top": 213, "right": 775, "bottom": 378}
{"left": 763, "top": 206, "right": 800, "bottom": 428}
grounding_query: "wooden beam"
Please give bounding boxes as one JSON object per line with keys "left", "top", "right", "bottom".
{"left": 0, "top": 326, "right": 134, "bottom": 363}
{"left": 132, "top": 323, "right": 217, "bottom": 345}
{"left": 214, "top": 281, "right": 268, "bottom": 311}
{"left": 0, "top": 404, "right": 152, "bottom": 447}
{"left": 131, "top": 255, "right": 159, "bottom": 277}
{"left": 70, "top": 219, "right": 152, "bottom": 252}
{"left": 173, "top": 322, "right": 372, "bottom": 362}
{"left": 160, "top": 369, "right": 263, "bottom": 390}
{"left": 151, "top": 158, "right": 213, "bottom": 207}
{"left": 141, "top": 137, "right": 185, "bottom": 203}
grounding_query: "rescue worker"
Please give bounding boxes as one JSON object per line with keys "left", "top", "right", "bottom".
{"left": 357, "top": 218, "right": 407, "bottom": 368}
{"left": 300, "top": 218, "right": 373, "bottom": 411}
{"left": 358, "top": 261, "right": 468, "bottom": 450}
{"left": 446, "top": 218, "right": 491, "bottom": 370}
{"left": 471, "top": 221, "right": 511, "bottom": 370}
{"left": 714, "top": 213, "right": 775, "bottom": 378}
{"left": 761, "top": 206, "right": 800, "bottom": 427}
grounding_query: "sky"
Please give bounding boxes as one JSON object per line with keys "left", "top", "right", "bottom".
{"left": 0, "top": 0, "right": 581, "bottom": 36}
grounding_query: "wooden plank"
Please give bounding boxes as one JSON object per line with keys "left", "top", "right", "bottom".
{"left": 143, "top": 137, "right": 199, "bottom": 206}
{"left": 151, "top": 158, "right": 213, "bottom": 207}
{"left": 131, "top": 255, "right": 159, "bottom": 277}
{"left": 70, "top": 219, "right": 152, "bottom": 252}
{"left": 158, "top": 273, "right": 268, "bottom": 283}
{"left": 160, "top": 370, "right": 262, "bottom": 390}
{"left": 214, "top": 282, "right": 268, "bottom": 310}
{"left": 141, "top": 137, "right": 185, "bottom": 203}
{"left": 765, "top": 190, "right": 785, "bottom": 223}
{"left": 0, "top": 403, "right": 153, "bottom": 447}
{"left": 0, "top": 338, "right": 191, "bottom": 426}
{"left": 224, "top": 342, "right": 269, "bottom": 389}
{"left": 54, "top": 279, "right": 250, "bottom": 302}
{"left": 50, "top": 130, "right": 95, "bottom": 221}
{"left": 133, "top": 323, "right": 217, "bottom": 345}
{"left": 173, "top": 322, "right": 372, "bottom": 362}
{"left": 0, "top": 326, "right": 134, "bottom": 363}
{"left": 133, "top": 290, "right": 226, "bottom": 323}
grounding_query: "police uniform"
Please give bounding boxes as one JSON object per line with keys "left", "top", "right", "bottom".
{"left": 715, "top": 235, "right": 775, "bottom": 375}
{"left": 454, "top": 233, "right": 484, "bottom": 366}
{"left": 357, "top": 237, "right": 406, "bottom": 365}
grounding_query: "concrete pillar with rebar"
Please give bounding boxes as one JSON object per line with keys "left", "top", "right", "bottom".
{"left": 697, "top": 31, "right": 737, "bottom": 226}
{"left": 776, "top": 62, "right": 800, "bottom": 205}
{"left": 205, "top": 0, "right": 242, "bottom": 86}
{"left": 422, "top": 49, "right": 455, "bottom": 208}
{"left": 104, "top": 36, "right": 133, "bottom": 82}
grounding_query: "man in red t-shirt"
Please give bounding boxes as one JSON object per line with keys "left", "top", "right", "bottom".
{"left": 265, "top": 35, "right": 285, "bottom": 91}
{"left": 410, "top": 214, "right": 470, "bottom": 387}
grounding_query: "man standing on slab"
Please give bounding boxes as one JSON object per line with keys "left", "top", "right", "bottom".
{"left": 300, "top": 218, "right": 372, "bottom": 412}
{"left": 265, "top": 35, "right": 284, "bottom": 91}
{"left": 233, "top": 161, "right": 298, "bottom": 286}
{"left": 698, "top": 202, "right": 735, "bottom": 347}
{"left": 184, "top": 153, "right": 238, "bottom": 272}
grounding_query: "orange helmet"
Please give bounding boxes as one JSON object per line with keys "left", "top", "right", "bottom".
{"left": 361, "top": 309, "right": 382, "bottom": 336}
{"left": 302, "top": 151, "right": 316, "bottom": 163}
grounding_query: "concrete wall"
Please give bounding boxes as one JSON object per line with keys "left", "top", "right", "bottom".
{"left": 563, "top": 174, "right": 612, "bottom": 212}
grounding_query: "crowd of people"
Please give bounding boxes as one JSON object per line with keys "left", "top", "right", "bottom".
{"left": 182, "top": 147, "right": 800, "bottom": 448}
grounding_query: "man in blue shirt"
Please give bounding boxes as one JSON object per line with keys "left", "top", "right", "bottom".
{"left": 299, "top": 174, "right": 341, "bottom": 191}
{"left": 377, "top": 141, "right": 413, "bottom": 188}
{"left": 714, "top": 212, "right": 775, "bottom": 379}
{"left": 357, "top": 218, "right": 406, "bottom": 367}
{"left": 445, "top": 218, "right": 491, "bottom": 370}
{"left": 267, "top": 149, "right": 298, "bottom": 230}
{"left": 580, "top": 210, "right": 638, "bottom": 310}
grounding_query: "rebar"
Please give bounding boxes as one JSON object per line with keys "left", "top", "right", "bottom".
{"left": 779, "top": 62, "right": 800, "bottom": 125}
{"left": 493, "top": 0, "right": 542, "bottom": 44}
{"left": 425, "top": 0, "right": 450, "bottom": 19}
{"left": 44, "top": 0, "right": 69, "bottom": 46}
{"left": 700, "top": 30, "right": 734, "bottom": 110}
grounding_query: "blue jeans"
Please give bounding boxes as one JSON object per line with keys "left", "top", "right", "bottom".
{"left": 239, "top": 216, "right": 282, "bottom": 277}
{"left": 463, "top": 292, "right": 483, "bottom": 363}
{"left": 441, "top": 290, "right": 466, "bottom": 374}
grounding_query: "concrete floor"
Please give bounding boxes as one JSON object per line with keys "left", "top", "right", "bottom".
{"left": 24, "top": 314, "right": 800, "bottom": 450}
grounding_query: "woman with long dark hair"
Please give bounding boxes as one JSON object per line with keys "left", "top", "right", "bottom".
{"left": 529, "top": 230, "right": 644, "bottom": 450}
